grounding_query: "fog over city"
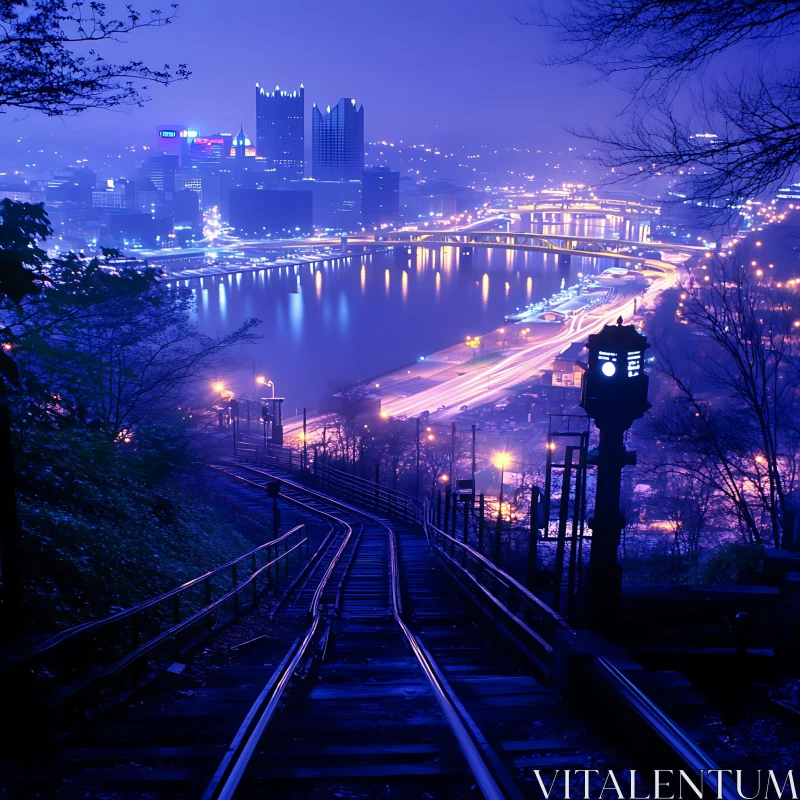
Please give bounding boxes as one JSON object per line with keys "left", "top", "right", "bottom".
{"left": 2, "top": 2, "right": 800, "bottom": 798}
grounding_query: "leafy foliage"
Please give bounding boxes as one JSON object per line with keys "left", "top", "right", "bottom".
{"left": 0, "top": 202, "right": 261, "bottom": 631}
{"left": 16, "top": 423, "right": 253, "bottom": 630}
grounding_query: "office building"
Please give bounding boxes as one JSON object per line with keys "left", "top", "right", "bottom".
{"left": 189, "top": 135, "right": 228, "bottom": 167}
{"left": 228, "top": 188, "right": 313, "bottom": 238}
{"left": 172, "top": 190, "right": 202, "bottom": 243}
{"left": 92, "top": 184, "right": 128, "bottom": 209}
{"left": 155, "top": 126, "right": 197, "bottom": 166}
{"left": 292, "top": 180, "right": 362, "bottom": 231}
{"left": 45, "top": 167, "right": 96, "bottom": 208}
{"left": 362, "top": 167, "right": 400, "bottom": 228}
{"left": 97, "top": 210, "right": 172, "bottom": 249}
{"left": 312, "top": 98, "right": 365, "bottom": 181}
{"left": 256, "top": 84, "right": 305, "bottom": 179}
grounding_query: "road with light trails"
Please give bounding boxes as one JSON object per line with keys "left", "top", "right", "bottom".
{"left": 381, "top": 264, "right": 676, "bottom": 421}
{"left": 271, "top": 261, "right": 679, "bottom": 439}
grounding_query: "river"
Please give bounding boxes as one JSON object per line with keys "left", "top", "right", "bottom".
{"left": 184, "top": 213, "right": 649, "bottom": 410}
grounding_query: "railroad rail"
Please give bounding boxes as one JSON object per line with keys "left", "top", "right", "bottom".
{"left": 203, "top": 461, "right": 511, "bottom": 799}
{"left": 207, "top": 454, "right": 740, "bottom": 800}
{"left": 7, "top": 451, "right": 740, "bottom": 799}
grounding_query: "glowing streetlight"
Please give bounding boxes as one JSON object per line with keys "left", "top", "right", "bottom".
{"left": 256, "top": 376, "right": 275, "bottom": 398}
{"left": 493, "top": 451, "right": 511, "bottom": 557}
{"left": 493, "top": 452, "right": 511, "bottom": 471}
{"left": 213, "top": 381, "right": 225, "bottom": 394}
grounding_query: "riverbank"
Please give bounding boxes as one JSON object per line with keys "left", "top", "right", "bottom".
{"left": 158, "top": 247, "right": 390, "bottom": 282}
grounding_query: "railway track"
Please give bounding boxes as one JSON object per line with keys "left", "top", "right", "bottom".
{"left": 18, "top": 457, "right": 732, "bottom": 800}
{"left": 201, "top": 461, "right": 625, "bottom": 800}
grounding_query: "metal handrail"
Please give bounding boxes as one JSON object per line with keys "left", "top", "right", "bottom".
{"left": 316, "top": 462, "right": 423, "bottom": 522}
{"left": 319, "top": 460, "right": 418, "bottom": 504}
{"left": 29, "top": 525, "right": 307, "bottom": 658}
{"left": 593, "top": 657, "right": 739, "bottom": 799}
{"left": 47, "top": 538, "right": 308, "bottom": 707}
{"left": 6, "top": 525, "right": 309, "bottom": 710}
{"left": 424, "top": 515, "right": 567, "bottom": 628}
{"left": 234, "top": 435, "right": 422, "bottom": 518}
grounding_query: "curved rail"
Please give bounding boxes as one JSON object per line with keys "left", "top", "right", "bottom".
{"left": 209, "top": 461, "right": 737, "bottom": 800}
{"left": 204, "top": 462, "right": 509, "bottom": 800}
{"left": 202, "top": 466, "right": 356, "bottom": 800}
{"left": 423, "top": 514, "right": 568, "bottom": 671}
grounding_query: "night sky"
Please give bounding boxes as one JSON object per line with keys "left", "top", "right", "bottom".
{"left": 1, "top": 0, "right": 628, "bottom": 151}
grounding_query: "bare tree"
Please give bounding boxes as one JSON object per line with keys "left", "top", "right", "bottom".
{"left": 660, "top": 475, "right": 716, "bottom": 563}
{"left": 17, "top": 257, "right": 259, "bottom": 441}
{"left": 647, "top": 252, "right": 800, "bottom": 546}
{"left": 320, "top": 384, "right": 374, "bottom": 470}
{"left": 0, "top": 0, "right": 188, "bottom": 115}
{"left": 536, "top": 0, "right": 800, "bottom": 208}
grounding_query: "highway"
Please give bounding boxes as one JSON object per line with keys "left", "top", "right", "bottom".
{"left": 275, "top": 257, "right": 679, "bottom": 437}
{"left": 381, "top": 265, "right": 675, "bottom": 420}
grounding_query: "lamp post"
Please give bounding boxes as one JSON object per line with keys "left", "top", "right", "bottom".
{"left": 493, "top": 451, "right": 511, "bottom": 562}
{"left": 257, "top": 376, "right": 275, "bottom": 399}
{"left": 581, "top": 317, "right": 650, "bottom": 633}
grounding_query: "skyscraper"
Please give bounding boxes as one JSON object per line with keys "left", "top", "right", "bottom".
{"left": 255, "top": 84, "right": 305, "bottom": 179}
{"left": 362, "top": 167, "right": 400, "bottom": 228}
{"left": 312, "top": 98, "right": 365, "bottom": 181}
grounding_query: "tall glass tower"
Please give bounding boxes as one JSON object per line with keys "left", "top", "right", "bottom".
{"left": 255, "top": 84, "right": 305, "bottom": 179}
{"left": 312, "top": 98, "right": 365, "bottom": 181}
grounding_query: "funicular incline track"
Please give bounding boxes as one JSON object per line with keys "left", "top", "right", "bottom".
{"left": 204, "top": 461, "right": 510, "bottom": 799}
{"left": 20, "top": 482, "right": 333, "bottom": 800}
{"left": 201, "top": 460, "right": 637, "bottom": 800}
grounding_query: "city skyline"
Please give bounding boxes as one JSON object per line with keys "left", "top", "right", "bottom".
{"left": 0, "top": 0, "right": 627, "bottom": 151}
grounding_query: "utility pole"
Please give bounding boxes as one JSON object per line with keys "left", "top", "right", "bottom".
{"left": 527, "top": 486, "right": 540, "bottom": 591}
{"left": 471, "top": 424, "right": 476, "bottom": 492}
{"left": 416, "top": 417, "right": 421, "bottom": 500}
{"left": 552, "top": 447, "right": 575, "bottom": 612}
{"left": 302, "top": 408, "right": 307, "bottom": 473}
{"left": 493, "top": 452, "right": 510, "bottom": 563}
{"left": 478, "top": 494, "right": 486, "bottom": 553}
{"left": 450, "top": 422, "right": 456, "bottom": 485}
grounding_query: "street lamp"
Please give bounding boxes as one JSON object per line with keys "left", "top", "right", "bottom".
{"left": 256, "top": 375, "right": 275, "bottom": 398}
{"left": 257, "top": 377, "right": 275, "bottom": 399}
{"left": 213, "top": 381, "right": 225, "bottom": 394}
{"left": 493, "top": 451, "right": 511, "bottom": 560}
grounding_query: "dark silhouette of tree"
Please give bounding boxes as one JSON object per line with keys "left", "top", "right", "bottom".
{"left": 0, "top": 0, "right": 188, "bottom": 115}
{"left": 536, "top": 0, "right": 800, "bottom": 208}
{"left": 0, "top": 202, "right": 49, "bottom": 631}
{"left": 0, "top": 2, "right": 186, "bottom": 631}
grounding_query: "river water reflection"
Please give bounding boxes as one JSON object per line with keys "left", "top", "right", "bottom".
{"left": 188, "top": 215, "right": 648, "bottom": 409}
